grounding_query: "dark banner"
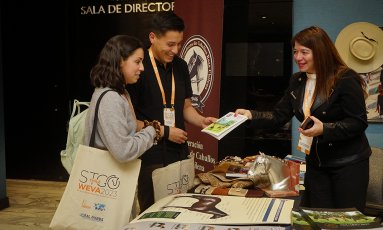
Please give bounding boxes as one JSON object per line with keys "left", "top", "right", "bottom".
{"left": 175, "top": 0, "right": 224, "bottom": 172}
{"left": 67, "top": 0, "right": 174, "bottom": 101}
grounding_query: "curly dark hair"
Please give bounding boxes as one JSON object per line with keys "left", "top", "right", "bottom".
{"left": 90, "top": 35, "right": 144, "bottom": 94}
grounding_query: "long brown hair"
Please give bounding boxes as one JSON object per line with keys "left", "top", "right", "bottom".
{"left": 292, "top": 26, "right": 367, "bottom": 99}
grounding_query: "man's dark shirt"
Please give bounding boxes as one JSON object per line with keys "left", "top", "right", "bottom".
{"left": 127, "top": 49, "right": 193, "bottom": 165}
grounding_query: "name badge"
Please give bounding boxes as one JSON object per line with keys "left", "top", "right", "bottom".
{"left": 164, "top": 108, "right": 175, "bottom": 127}
{"left": 297, "top": 133, "right": 313, "bottom": 155}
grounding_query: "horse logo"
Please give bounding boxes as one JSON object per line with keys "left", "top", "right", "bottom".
{"left": 180, "top": 35, "right": 214, "bottom": 113}
{"left": 188, "top": 50, "right": 204, "bottom": 93}
{"left": 161, "top": 194, "right": 228, "bottom": 219}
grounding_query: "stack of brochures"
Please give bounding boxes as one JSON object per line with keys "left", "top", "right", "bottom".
{"left": 201, "top": 112, "right": 248, "bottom": 140}
{"left": 292, "top": 207, "right": 382, "bottom": 229}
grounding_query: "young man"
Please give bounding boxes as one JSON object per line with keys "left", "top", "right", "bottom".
{"left": 127, "top": 11, "right": 216, "bottom": 212}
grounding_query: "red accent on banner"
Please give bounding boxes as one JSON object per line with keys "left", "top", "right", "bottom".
{"left": 175, "top": 0, "right": 224, "bottom": 173}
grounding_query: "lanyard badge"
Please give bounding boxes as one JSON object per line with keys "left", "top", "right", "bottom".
{"left": 297, "top": 76, "right": 315, "bottom": 155}
{"left": 149, "top": 48, "right": 176, "bottom": 127}
{"left": 297, "top": 134, "right": 313, "bottom": 155}
{"left": 163, "top": 107, "right": 175, "bottom": 127}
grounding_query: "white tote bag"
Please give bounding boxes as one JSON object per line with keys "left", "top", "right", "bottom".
{"left": 50, "top": 144, "right": 141, "bottom": 230}
{"left": 152, "top": 156, "right": 195, "bottom": 202}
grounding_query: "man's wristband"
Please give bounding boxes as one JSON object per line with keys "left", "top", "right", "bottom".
{"left": 164, "top": 126, "right": 169, "bottom": 140}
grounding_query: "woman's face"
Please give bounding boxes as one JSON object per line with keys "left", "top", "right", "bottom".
{"left": 120, "top": 48, "right": 144, "bottom": 84}
{"left": 293, "top": 42, "right": 315, "bottom": 74}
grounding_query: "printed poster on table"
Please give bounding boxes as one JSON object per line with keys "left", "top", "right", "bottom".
{"left": 128, "top": 193, "right": 294, "bottom": 226}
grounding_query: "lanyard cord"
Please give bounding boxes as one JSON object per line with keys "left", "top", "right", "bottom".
{"left": 148, "top": 48, "right": 175, "bottom": 108}
{"left": 303, "top": 74, "right": 316, "bottom": 118}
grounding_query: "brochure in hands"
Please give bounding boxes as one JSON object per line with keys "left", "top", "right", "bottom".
{"left": 201, "top": 112, "right": 248, "bottom": 140}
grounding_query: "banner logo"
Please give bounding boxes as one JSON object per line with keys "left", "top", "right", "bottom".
{"left": 180, "top": 35, "right": 214, "bottom": 113}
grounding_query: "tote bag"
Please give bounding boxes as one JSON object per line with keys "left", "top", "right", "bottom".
{"left": 152, "top": 156, "right": 195, "bottom": 202}
{"left": 50, "top": 144, "right": 141, "bottom": 230}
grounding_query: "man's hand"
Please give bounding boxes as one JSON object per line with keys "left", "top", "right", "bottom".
{"left": 168, "top": 127, "right": 188, "bottom": 144}
{"left": 201, "top": 116, "right": 217, "bottom": 128}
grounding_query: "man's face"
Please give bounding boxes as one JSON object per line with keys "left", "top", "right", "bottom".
{"left": 149, "top": 30, "right": 183, "bottom": 65}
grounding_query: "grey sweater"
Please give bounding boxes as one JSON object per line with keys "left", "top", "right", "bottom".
{"left": 84, "top": 87, "right": 156, "bottom": 162}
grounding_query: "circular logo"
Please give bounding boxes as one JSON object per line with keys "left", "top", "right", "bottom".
{"left": 180, "top": 35, "right": 214, "bottom": 112}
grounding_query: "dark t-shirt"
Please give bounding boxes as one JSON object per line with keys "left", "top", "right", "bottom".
{"left": 127, "top": 49, "right": 193, "bottom": 165}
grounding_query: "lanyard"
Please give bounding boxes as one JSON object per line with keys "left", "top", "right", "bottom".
{"left": 303, "top": 75, "right": 316, "bottom": 118}
{"left": 148, "top": 48, "right": 175, "bottom": 108}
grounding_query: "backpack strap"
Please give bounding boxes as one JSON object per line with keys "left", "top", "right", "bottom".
{"left": 89, "top": 89, "right": 116, "bottom": 147}
{"left": 70, "top": 100, "right": 90, "bottom": 119}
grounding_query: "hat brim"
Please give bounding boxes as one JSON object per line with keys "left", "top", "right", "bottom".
{"left": 335, "top": 22, "right": 383, "bottom": 73}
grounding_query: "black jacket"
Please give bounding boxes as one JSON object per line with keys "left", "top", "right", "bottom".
{"left": 249, "top": 71, "right": 371, "bottom": 167}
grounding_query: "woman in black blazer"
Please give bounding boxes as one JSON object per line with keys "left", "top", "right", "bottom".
{"left": 236, "top": 26, "right": 371, "bottom": 212}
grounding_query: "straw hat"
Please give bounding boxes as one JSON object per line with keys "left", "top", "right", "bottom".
{"left": 335, "top": 22, "right": 383, "bottom": 73}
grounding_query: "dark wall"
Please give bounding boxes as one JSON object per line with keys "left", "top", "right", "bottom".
{"left": 1, "top": 0, "right": 173, "bottom": 181}
{"left": 218, "top": 0, "right": 292, "bottom": 159}
{"left": 0, "top": 0, "right": 10, "bottom": 209}
{"left": 1, "top": 1, "right": 70, "bottom": 180}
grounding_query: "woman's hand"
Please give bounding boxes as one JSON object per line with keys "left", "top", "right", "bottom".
{"left": 298, "top": 116, "right": 323, "bottom": 137}
{"left": 136, "top": 120, "right": 144, "bottom": 131}
{"left": 235, "top": 109, "right": 252, "bottom": 120}
{"left": 160, "top": 125, "right": 164, "bottom": 137}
